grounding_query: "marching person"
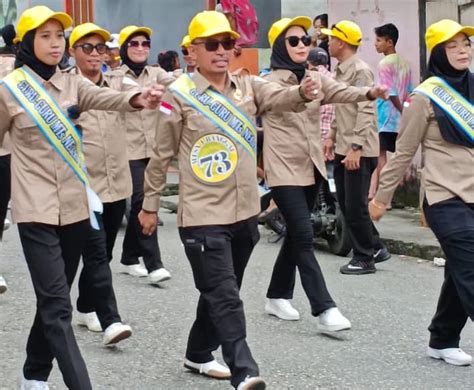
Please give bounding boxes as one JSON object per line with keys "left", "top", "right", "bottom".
{"left": 0, "top": 6, "right": 163, "bottom": 389}
{"left": 181, "top": 35, "right": 197, "bottom": 74}
{"left": 139, "top": 10, "right": 322, "bottom": 390}
{"left": 0, "top": 25, "right": 15, "bottom": 295}
{"left": 119, "top": 24, "right": 174, "bottom": 284}
{"left": 322, "top": 20, "right": 391, "bottom": 275}
{"left": 370, "top": 20, "right": 473, "bottom": 367}
{"left": 262, "top": 17, "right": 387, "bottom": 326}
{"left": 104, "top": 33, "right": 121, "bottom": 71}
{"left": 68, "top": 22, "right": 134, "bottom": 344}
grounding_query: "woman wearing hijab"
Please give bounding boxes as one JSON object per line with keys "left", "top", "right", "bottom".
{"left": 0, "top": 6, "right": 162, "bottom": 388}
{"left": 118, "top": 25, "right": 175, "bottom": 284}
{"left": 261, "top": 17, "right": 387, "bottom": 329}
{"left": 370, "top": 20, "right": 473, "bottom": 366}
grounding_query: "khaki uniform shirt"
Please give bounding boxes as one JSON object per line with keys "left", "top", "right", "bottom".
{"left": 328, "top": 55, "right": 379, "bottom": 157}
{"left": 143, "top": 71, "right": 307, "bottom": 227}
{"left": 121, "top": 64, "right": 176, "bottom": 160}
{"left": 69, "top": 67, "right": 138, "bottom": 203}
{"left": 0, "top": 67, "right": 140, "bottom": 225}
{"left": 375, "top": 93, "right": 474, "bottom": 206}
{"left": 0, "top": 55, "right": 15, "bottom": 156}
{"left": 262, "top": 69, "right": 371, "bottom": 187}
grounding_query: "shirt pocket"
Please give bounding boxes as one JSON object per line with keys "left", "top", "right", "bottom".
{"left": 13, "top": 111, "right": 41, "bottom": 145}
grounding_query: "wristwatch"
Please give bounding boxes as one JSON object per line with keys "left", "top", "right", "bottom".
{"left": 351, "top": 143, "right": 363, "bottom": 151}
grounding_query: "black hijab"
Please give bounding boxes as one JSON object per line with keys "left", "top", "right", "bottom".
{"left": 270, "top": 27, "right": 307, "bottom": 83}
{"left": 0, "top": 24, "right": 16, "bottom": 54}
{"left": 120, "top": 32, "right": 149, "bottom": 77}
{"left": 426, "top": 41, "right": 474, "bottom": 148}
{"left": 15, "top": 30, "right": 57, "bottom": 81}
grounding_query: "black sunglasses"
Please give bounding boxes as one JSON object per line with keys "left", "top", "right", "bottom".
{"left": 74, "top": 43, "right": 108, "bottom": 55}
{"left": 194, "top": 38, "right": 236, "bottom": 52}
{"left": 285, "top": 35, "right": 312, "bottom": 47}
{"left": 181, "top": 48, "right": 189, "bottom": 56}
{"left": 128, "top": 40, "right": 151, "bottom": 48}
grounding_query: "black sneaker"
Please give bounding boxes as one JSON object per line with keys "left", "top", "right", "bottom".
{"left": 340, "top": 259, "right": 376, "bottom": 275}
{"left": 374, "top": 247, "right": 391, "bottom": 263}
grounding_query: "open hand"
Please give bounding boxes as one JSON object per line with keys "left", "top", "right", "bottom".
{"left": 341, "top": 149, "right": 361, "bottom": 170}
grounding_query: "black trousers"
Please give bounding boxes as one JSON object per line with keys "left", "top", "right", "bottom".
{"left": 18, "top": 221, "right": 91, "bottom": 390}
{"left": 77, "top": 200, "right": 125, "bottom": 329}
{"left": 121, "top": 158, "right": 163, "bottom": 272}
{"left": 266, "top": 181, "right": 336, "bottom": 316}
{"left": 424, "top": 197, "right": 474, "bottom": 349}
{"left": 334, "top": 154, "right": 384, "bottom": 262}
{"left": 179, "top": 217, "right": 260, "bottom": 388}
{"left": 0, "top": 154, "right": 11, "bottom": 240}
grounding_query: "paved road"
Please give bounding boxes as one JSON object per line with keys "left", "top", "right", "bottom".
{"left": 1, "top": 210, "right": 473, "bottom": 389}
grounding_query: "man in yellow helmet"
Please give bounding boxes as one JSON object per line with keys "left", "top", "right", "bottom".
{"left": 139, "top": 10, "right": 321, "bottom": 390}
{"left": 180, "top": 35, "right": 197, "bottom": 74}
{"left": 68, "top": 22, "right": 135, "bottom": 346}
{"left": 322, "top": 20, "right": 390, "bottom": 275}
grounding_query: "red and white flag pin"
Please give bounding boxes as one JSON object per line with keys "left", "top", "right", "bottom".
{"left": 159, "top": 101, "right": 173, "bottom": 115}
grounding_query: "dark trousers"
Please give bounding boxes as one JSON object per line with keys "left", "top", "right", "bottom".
{"left": 266, "top": 182, "right": 336, "bottom": 316}
{"left": 424, "top": 198, "right": 474, "bottom": 349}
{"left": 179, "top": 217, "right": 260, "bottom": 388}
{"left": 77, "top": 200, "right": 125, "bottom": 329}
{"left": 121, "top": 158, "right": 163, "bottom": 272}
{"left": 0, "top": 154, "right": 11, "bottom": 240}
{"left": 18, "top": 221, "right": 92, "bottom": 390}
{"left": 334, "top": 154, "right": 383, "bottom": 262}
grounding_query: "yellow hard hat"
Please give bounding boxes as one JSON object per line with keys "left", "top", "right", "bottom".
{"left": 425, "top": 19, "right": 474, "bottom": 52}
{"left": 14, "top": 5, "right": 72, "bottom": 44}
{"left": 321, "top": 20, "right": 362, "bottom": 46}
{"left": 268, "top": 17, "right": 312, "bottom": 47}
{"left": 70, "top": 23, "right": 111, "bottom": 48}
{"left": 119, "top": 25, "right": 153, "bottom": 47}
{"left": 188, "top": 11, "right": 240, "bottom": 42}
{"left": 181, "top": 35, "right": 191, "bottom": 48}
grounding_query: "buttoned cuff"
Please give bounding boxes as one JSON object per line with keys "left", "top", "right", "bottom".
{"left": 351, "top": 135, "right": 366, "bottom": 146}
{"left": 126, "top": 91, "right": 142, "bottom": 111}
{"left": 142, "top": 196, "right": 161, "bottom": 213}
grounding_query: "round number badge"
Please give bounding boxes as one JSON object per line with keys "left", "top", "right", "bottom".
{"left": 190, "top": 134, "right": 238, "bottom": 184}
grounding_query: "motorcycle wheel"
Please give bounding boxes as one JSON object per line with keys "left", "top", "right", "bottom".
{"left": 326, "top": 205, "right": 352, "bottom": 256}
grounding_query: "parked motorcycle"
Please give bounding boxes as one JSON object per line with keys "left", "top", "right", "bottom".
{"left": 260, "top": 162, "right": 352, "bottom": 257}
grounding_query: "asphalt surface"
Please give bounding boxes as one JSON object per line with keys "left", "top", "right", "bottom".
{"left": 1, "top": 210, "right": 473, "bottom": 389}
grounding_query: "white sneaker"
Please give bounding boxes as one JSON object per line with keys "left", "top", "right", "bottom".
{"left": 265, "top": 299, "right": 300, "bottom": 321}
{"left": 21, "top": 378, "right": 49, "bottom": 390}
{"left": 103, "top": 322, "right": 132, "bottom": 346}
{"left": 3, "top": 218, "right": 10, "bottom": 231}
{"left": 237, "top": 376, "right": 266, "bottom": 390}
{"left": 148, "top": 268, "right": 171, "bottom": 285}
{"left": 119, "top": 263, "right": 148, "bottom": 277}
{"left": 318, "top": 307, "right": 351, "bottom": 332}
{"left": 184, "top": 358, "right": 231, "bottom": 379}
{"left": 427, "top": 347, "right": 472, "bottom": 366}
{"left": 0, "top": 275, "right": 7, "bottom": 294}
{"left": 77, "top": 311, "right": 102, "bottom": 332}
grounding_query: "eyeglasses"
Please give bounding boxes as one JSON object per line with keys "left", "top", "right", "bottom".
{"left": 181, "top": 48, "right": 189, "bottom": 56}
{"left": 74, "top": 43, "right": 107, "bottom": 55}
{"left": 193, "top": 38, "right": 236, "bottom": 52}
{"left": 285, "top": 35, "right": 312, "bottom": 47}
{"left": 128, "top": 40, "right": 151, "bottom": 49}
